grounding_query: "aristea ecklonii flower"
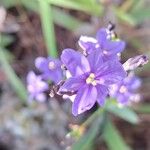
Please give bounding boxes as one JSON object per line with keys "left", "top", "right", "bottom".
{"left": 78, "top": 27, "right": 125, "bottom": 61}
{"left": 110, "top": 73, "right": 141, "bottom": 105}
{"left": 35, "top": 57, "right": 63, "bottom": 84}
{"left": 27, "top": 71, "right": 48, "bottom": 102}
{"left": 59, "top": 49, "right": 126, "bottom": 116}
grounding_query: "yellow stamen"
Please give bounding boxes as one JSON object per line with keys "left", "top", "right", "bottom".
{"left": 86, "top": 73, "right": 97, "bottom": 86}
{"left": 91, "top": 80, "right": 97, "bottom": 86}
{"left": 89, "top": 73, "right": 95, "bottom": 78}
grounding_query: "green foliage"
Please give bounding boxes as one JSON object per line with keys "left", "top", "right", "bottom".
{"left": 0, "top": 0, "right": 150, "bottom": 27}
{"left": 39, "top": 0, "right": 57, "bottom": 57}
{"left": 117, "top": 0, "right": 150, "bottom": 25}
{"left": 130, "top": 0, "right": 150, "bottom": 24}
{"left": 114, "top": 8, "right": 136, "bottom": 26}
{"left": 0, "top": 33, "right": 27, "bottom": 104}
{"left": 0, "top": 0, "right": 18, "bottom": 8}
{"left": 103, "top": 120, "right": 131, "bottom": 150}
{"left": 52, "top": 8, "right": 86, "bottom": 31}
{"left": 107, "top": 105, "right": 139, "bottom": 124}
{"left": 0, "top": 34, "right": 15, "bottom": 61}
{"left": 131, "top": 9, "right": 150, "bottom": 24}
{"left": 71, "top": 102, "right": 138, "bottom": 150}
{"left": 0, "top": 47, "right": 27, "bottom": 103}
{"left": 47, "top": 0, "right": 103, "bottom": 16}
{"left": 71, "top": 112, "right": 105, "bottom": 150}
{"left": 1, "top": 34, "right": 14, "bottom": 47}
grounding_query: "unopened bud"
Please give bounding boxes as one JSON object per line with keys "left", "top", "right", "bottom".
{"left": 123, "top": 55, "right": 148, "bottom": 71}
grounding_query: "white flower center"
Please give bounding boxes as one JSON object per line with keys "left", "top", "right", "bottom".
{"left": 103, "top": 50, "right": 108, "bottom": 55}
{"left": 119, "top": 86, "right": 127, "bottom": 93}
{"left": 27, "top": 85, "right": 34, "bottom": 92}
{"left": 48, "top": 61, "right": 55, "bottom": 70}
{"left": 86, "top": 73, "right": 97, "bottom": 86}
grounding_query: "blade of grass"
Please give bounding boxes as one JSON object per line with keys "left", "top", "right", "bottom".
{"left": 5, "top": 0, "right": 94, "bottom": 32}
{"left": 39, "top": 0, "right": 57, "bottom": 57}
{"left": 20, "top": 0, "right": 38, "bottom": 12}
{"left": 107, "top": 105, "right": 139, "bottom": 124}
{"left": 47, "top": 0, "right": 85, "bottom": 10}
{"left": 47, "top": 0, "right": 103, "bottom": 16}
{"left": 20, "top": 0, "right": 102, "bottom": 33}
{"left": 0, "top": 47, "right": 27, "bottom": 104}
{"left": 131, "top": 9, "right": 150, "bottom": 24}
{"left": 82, "top": 108, "right": 104, "bottom": 127}
{"left": 130, "top": 0, "right": 144, "bottom": 14}
{"left": 104, "top": 99, "right": 139, "bottom": 124}
{"left": 52, "top": 8, "right": 85, "bottom": 31}
{"left": 103, "top": 119, "right": 131, "bottom": 150}
{"left": 120, "top": 0, "right": 134, "bottom": 12}
{"left": 71, "top": 111, "right": 106, "bottom": 150}
{"left": 114, "top": 7, "right": 136, "bottom": 26}
{"left": 77, "top": 0, "right": 103, "bottom": 16}
{"left": 19, "top": 0, "right": 88, "bottom": 31}
{"left": 0, "top": 0, "right": 18, "bottom": 8}
{"left": 71, "top": 119, "right": 100, "bottom": 150}
{"left": 1, "top": 34, "right": 14, "bottom": 47}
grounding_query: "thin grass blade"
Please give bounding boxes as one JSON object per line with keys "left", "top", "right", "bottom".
{"left": 103, "top": 120, "right": 131, "bottom": 150}
{"left": 39, "top": 0, "right": 57, "bottom": 57}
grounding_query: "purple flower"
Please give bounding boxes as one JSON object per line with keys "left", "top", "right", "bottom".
{"left": 110, "top": 73, "right": 141, "bottom": 105}
{"left": 78, "top": 36, "right": 98, "bottom": 55}
{"left": 27, "top": 71, "right": 48, "bottom": 102}
{"left": 35, "top": 57, "right": 63, "bottom": 84}
{"left": 78, "top": 28, "right": 125, "bottom": 61}
{"left": 59, "top": 49, "right": 126, "bottom": 116}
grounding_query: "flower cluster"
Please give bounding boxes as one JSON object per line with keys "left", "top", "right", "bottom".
{"left": 110, "top": 73, "right": 141, "bottom": 105}
{"left": 27, "top": 23, "right": 148, "bottom": 116}
{"left": 27, "top": 71, "right": 48, "bottom": 102}
{"left": 26, "top": 57, "right": 63, "bottom": 102}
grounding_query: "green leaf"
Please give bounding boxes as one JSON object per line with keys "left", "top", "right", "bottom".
{"left": 0, "top": 0, "right": 18, "bottom": 8}
{"left": 4, "top": 0, "right": 91, "bottom": 32}
{"left": 71, "top": 117, "right": 102, "bottom": 150}
{"left": 21, "top": 0, "right": 88, "bottom": 31}
{"left": 114, "top": 8, "right": 136, "bottom": 26}
{"left": 1, "top": 35, "right": 14, "bottom": 47}
{"left": 107, "top": 105, "right": 139, "bottom": 124}
{"left": 23, "top": 0, "right": 88, "bottom": 31}
{"left": 131, "top": 9, "right": 150, "bottom": 24}
{"left": 103, "top": 120, "right": 131, "bottom": 150}
{"left": 127, "top": 1, "right": 149, "bottom": 24}
{"left": 1, "top": 49, "right": 14, "bottom": 62}
{"left": 52, "top": 8, "right": 85, "bottom": 31}
{"left": 47, "top": 0, "right": 85, "bottom": 10}
{"left": 47, "top": 0, "right": 103, "bottom": 16}
{"left": 38, "top": 0, "right": 57, "bottom": 57}
{"left": 130, "top": 0, "right": 145, "bottom": 14}
{"left": 20, "top": 0, "right": 38, "bottom": 12}
{"left": 0, "top": 47, "right": 27, "bottom": 104}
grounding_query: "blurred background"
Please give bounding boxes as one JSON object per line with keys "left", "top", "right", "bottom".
{"left": 0, "top": 0, "right": 150, "bottom": 150}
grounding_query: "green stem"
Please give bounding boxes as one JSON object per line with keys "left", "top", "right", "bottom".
{"left": 39, "top": 0, "right": 57, "bottom": 57}
{"left": 0, "top": 34, "right": 27, "bottom": 104}
{"left": 82, "top": 108, "right": 104, "bottom": 127}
